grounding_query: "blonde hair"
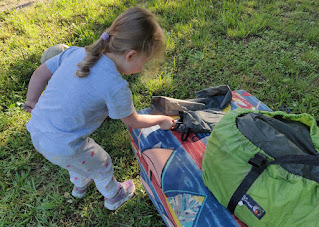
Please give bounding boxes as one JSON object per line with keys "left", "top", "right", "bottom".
{"left": 75, "top": 7, "right": 164, "bottom": 78}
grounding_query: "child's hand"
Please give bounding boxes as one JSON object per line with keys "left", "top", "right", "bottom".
{"left": 23, "top": 101, "right": 35, "bottom": 113}
{"left": 22, "top": 104, "right": 33, "bottom": 113}
{"left": 159, "top": 116, "right": 175, "bottom": 130}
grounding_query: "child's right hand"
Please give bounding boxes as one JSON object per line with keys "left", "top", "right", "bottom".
{"left": 159, "top": 116, "right": 175, "bottom": 130}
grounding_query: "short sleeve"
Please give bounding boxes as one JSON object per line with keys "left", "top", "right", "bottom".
{"left": 107, "top": 85, "right": 135, "bottom": 119}
{"left": 45, "top": 47, "right": 76, "bottom": 74}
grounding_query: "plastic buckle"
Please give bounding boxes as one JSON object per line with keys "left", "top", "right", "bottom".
{"left": 248, "top": 153, "right": 267, "bottom": 167}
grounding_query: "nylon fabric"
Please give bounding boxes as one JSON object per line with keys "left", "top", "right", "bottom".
{"left": 150, "top": 85, "right": 232, "bottom": 116}
{"left": 202, "top": 108, "right": 319, "bottom": 227}
{"left": 236, "top": 113, "right": 319, "bottom": 183}
{"left": 150, "top": 85, "right": 232, "bottom": 140}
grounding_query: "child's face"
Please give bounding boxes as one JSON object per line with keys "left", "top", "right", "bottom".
{"left": 119, "top": 51, "right": 149, "bottom": 75}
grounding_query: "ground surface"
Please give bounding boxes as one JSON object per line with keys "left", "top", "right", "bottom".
{"left": 0, "top": 0, "right": 47, "bottom": 12}
{"left": 1, "top": 0, "right": 318, "bottom": 226}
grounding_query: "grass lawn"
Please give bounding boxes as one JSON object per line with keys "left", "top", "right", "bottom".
{"left": 1, "top": 0, "right": 318, "bottom": 226}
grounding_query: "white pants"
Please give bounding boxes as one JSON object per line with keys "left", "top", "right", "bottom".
{"left": 33, "top": 137, "right": 119, "bottom": 199}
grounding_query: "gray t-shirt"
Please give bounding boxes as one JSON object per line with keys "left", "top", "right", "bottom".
{"left": 27, "top": 47, "right": 135, "bottom": 155}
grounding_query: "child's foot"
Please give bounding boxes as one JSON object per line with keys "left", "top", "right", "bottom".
{"left": 72, "top": 179, "right": 94, "bottom": 199}
{"left": 104, "top": 180, "right": 135, "bottom": 210}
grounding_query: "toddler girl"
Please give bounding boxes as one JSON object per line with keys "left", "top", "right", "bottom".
{"left": 25, "top": 7, "right": 175, "bottom": 210}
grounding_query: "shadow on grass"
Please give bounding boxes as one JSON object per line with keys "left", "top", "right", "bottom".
{"left": 2, "top": 0, "right": 319, "bottom": 225}
{"left": 0, "top": 53, "right": 40, "bottom": 111}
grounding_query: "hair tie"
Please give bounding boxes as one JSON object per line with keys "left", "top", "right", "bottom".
{"left": 100, "top": 32, "right": 109, "bottom": 41}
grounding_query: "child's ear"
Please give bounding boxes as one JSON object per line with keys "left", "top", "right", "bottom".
{"left": 125, "top": 50, "right": 137, "bottom": 62}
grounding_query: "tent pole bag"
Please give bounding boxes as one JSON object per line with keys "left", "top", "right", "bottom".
{"left": 202, "top": 108, "right": 319, "bottom": 226}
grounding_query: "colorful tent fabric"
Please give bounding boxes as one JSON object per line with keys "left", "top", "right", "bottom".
{"left": 128, "top": 90, "right": 272, "bottom": 226}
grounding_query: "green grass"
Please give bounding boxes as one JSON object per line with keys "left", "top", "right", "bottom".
{"left": 1, "top": 0, "right": 319, "bottom": 225}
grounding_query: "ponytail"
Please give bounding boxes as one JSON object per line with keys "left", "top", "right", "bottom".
{"left": 75, "top": 7, "right": 164, "bottom": 78}
{"left": 75, "top": 36, "right": 108, "bottom": 78}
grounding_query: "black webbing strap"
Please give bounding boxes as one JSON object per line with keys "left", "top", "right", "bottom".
{"left": 227, "top": 153, "right": 319, "bottom": 213}
{"left": 181, "top": 128, "right": 191, "bottom": 141}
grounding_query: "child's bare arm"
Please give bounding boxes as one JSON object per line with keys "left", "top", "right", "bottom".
{"left": 25, "top": 63, "right": 53, "bottom": 112}
{"left": 121, "top": 111, "right": 175, "bottom": 130}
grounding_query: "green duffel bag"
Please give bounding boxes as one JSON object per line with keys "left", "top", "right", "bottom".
{"left": 202, "top": 108, "right": 319, "bottom": 226}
